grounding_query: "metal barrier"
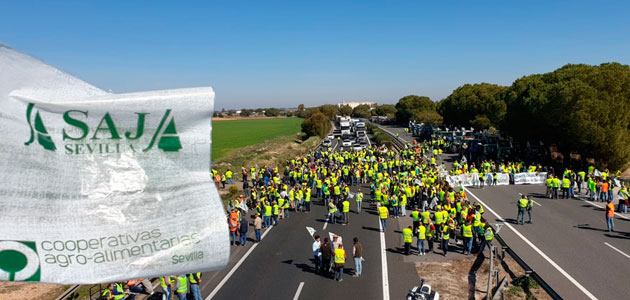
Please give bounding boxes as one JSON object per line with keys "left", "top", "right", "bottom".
{"left": 493, "top": 232, "right": 563, "bottom": 300}
{"left": 53, "top": 285, "right": 80, "bottom": 300}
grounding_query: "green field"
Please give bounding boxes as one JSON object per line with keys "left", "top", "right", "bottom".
{"left": 212, "top": 117, "right": 303, "bottom": 160}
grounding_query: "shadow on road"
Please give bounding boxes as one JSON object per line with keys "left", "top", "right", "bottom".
{"left": 575, "top": 224, "right": 609, "bottom": 232}
{"left": 362, "top": 226, "right": 381, "bottom": 232}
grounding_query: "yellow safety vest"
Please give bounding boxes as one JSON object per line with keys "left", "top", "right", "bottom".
{"left": 519, "top": 198, "right": 528, "bottom": 208}
{"left": 160, "top": 276, "right": 172, "bottom": 288}
{"left": 462, "top": 224, "right": 473, "bottom": 238}
{"left": 342, "top": 201, "right": 350, "bottom": 212}
{"left": 485, "top": 228, "right": 494, "bottom": 241}
{"left": 403, "top": 228, "right": 413, "bottom": 243}
{"left": 418, "top": 225, "right": 426, "bottom": 240}
{"left": 422, "top": 211, "right": 430, "bottom": 224}
{"left": 334, "top": 248, "right": 345, "bottom": 264}
{"left": 442, "top": 226, "right": 450, "bottom": 240}
{"left": 264, "top": 205, "right": 272, "bottom": 217}
{"left": 176, "top": 276, "right": 188, "bottom": 294}
{"left": 113, "top": 283, "right": 125, "bottom": 300}
{"left": 379, "top": 206, "right": 388, "bottom": 219}
{"left": 188, "top": 272, "right": 201, "bottom": 284}
{"left": 435, "top": 211, "right": 444, "bottom": 224}
{"left": 411, "top": 211, "right": 420, "bottom": 222}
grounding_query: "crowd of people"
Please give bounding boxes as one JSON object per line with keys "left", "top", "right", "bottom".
{"left": 98, "top": 273, "right": 202, "bottom": 300}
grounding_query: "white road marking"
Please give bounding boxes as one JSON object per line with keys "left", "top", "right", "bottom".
{"left": 577, "top": 196, "right": 630, "bottom": 220}
{"left": 292, "top": 282, "right": 305, "bottom": 300}
{"left": 465, "top": 187, "right": 598, "bottom": 300}
{"left": 533, "top": 200, "right": 542, "bottom": 207}
{"left": 206, "top": 227, "right": 274, "bottom": 300}
{"left": 323, "top": 213, "right": 329, "bottom": 230}
{"left": 378, "top": 215, "right": 390, "bottom": 300}
{"left": 604, "top": 242, "right": 630, "bottom": 260}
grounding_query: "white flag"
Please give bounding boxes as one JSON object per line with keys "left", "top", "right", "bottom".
{"left": 0, "top": 45, "right": 228, "bottom": 284}
{"left": 306, "top": 226, "right": 316, "bottom": 238}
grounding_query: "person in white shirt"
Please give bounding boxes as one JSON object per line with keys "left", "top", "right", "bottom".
{"left": 312, "top": 235, "right": 322, "bottom": 273}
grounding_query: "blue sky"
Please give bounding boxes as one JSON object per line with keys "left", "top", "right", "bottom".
{"left": 1, "top": 1, "right": 629, "bottom": 109}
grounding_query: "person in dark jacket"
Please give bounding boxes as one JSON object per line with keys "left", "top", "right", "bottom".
{"left": 239, "top": 218, "right": 248, "bottom": 246}
{"left": 320, "top": 237, "right": 332, "bottom": 277}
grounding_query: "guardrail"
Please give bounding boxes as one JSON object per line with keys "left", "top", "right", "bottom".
{"left": 53, "top": 284, "right": 80, "bottom": 300}
{"left": 493, "top": 231, "right": 563, "bottom": 300}
{"left": 368, "top": 122, "right": 406, "bottom": 151}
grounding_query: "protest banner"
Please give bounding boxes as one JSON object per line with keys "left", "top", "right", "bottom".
{"left": 514, "top": 172, "right": 548, "bottom": 185}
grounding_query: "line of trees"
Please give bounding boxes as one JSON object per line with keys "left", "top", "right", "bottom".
{"left": 298, "top": 62, "right": 630, "bottom": 169}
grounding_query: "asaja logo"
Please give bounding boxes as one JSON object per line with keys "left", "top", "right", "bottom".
{"left": 0, "top": 240, "right": 41, "bottom": 282}
{"left": 24, "top": 103, "right": 182, "bottom": 154}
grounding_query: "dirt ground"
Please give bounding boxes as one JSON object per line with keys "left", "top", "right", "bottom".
{"left": 415, "top": 253, "right": 552, "bottom": 300}
{"left": 0, "top": 282, "right": 65, "bottom": 300}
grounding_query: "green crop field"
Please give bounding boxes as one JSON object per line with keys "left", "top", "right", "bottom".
{"left": 212, "top": 117, "right": 303, "bottom": 160}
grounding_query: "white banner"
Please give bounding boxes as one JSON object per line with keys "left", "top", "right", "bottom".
{"left": 0, "top": 46, "right": 228, "bottom": 284}
{"left": 514, "top": 172, "right": 548, "bottom": 185}
{"left": 446, "top": 173, "right": 509, "bottom": 187}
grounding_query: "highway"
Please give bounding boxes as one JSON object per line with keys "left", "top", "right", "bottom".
{"left": 191, "top": 123, "right": 629, "bottom": 300}
{"left": 378, "top": 124, "right": 630, "bottom": 300}
{"left": 198, "top": 131, "right": 421, "bottom": 300}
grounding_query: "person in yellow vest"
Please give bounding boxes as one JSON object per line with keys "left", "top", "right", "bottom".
{"left": 111, "top": 282, "right": 125, "bottom": 300}
{"left": 328, "top": 200, "right": 337, "bottom": 224}
{"left": 225, "top": 169, "right": 233, "bottom": 184}
{"left": 517, "top": 194, "right": 528, "bottom": 225}
{"left": 462, "top": 219, "right": 473, "bottom": 255}
{"left": 441, "top": 222, "right": 451, "bottom": 256}
{"left": 101, "top": 283, "right": 113, "bottom": 300}
{"left": 552, "top": 176, "right": 560, "bottom": 199}
{"left": 272, "top": 201, "right": 279, "bottom": 226}
{"left": 342, "top": 198, "right": 350, "bottom": 225}
{"left": 411, "top": 207, "right": 421, "bottom": 234}
{"left": 159, "top": 276, "right": 173, "bottom": 300}
{"left": 378, "top": 203, "right": 389, "bottom": 232}
{"left": 402, "top": 225, "right": 413, "bottom": 255}
{"left": 188, "top": 272, "right": 202, "bottom": 300}
{"left": 356, "top": 191, "right": 363, "bottom": 213}
{"left": 174, "top": 275, "right": 188, "bottom": 300}
{"left": 562, "top": 176, "right": 571, "bottom": 199}
{"left": 263, "top": 200, "right": 272, "bottom": 228}
{"left": 333, "top": 244, "right": 346, "bottom": 282}
{"left": 416, "top": 223, "right": 427, "bottom": 255}
{"left": 478, "top": 221, "right": 494, "bottom": 255}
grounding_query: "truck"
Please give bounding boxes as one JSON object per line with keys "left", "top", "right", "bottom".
{"left": 340, "top": 120, "right": 351, "bottom": 136}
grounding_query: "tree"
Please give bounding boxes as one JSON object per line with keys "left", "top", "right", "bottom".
{"left": 318, "top": 104, "right": 340, "bottom": 120}
{"left": 339, "top": 105, "right": 353, "bottom": 116}
{"left": 301, "top": 112, "right": 331, "bottom": 138}
{"left": 437, "top": 83, "right": 507, "bottom": 128}
{"left": 373, "top": 104, "right": 397, "bottom": 117}
{"left": 394, "top": 95, "right": 435, "bottom": 125}
{"left": 351, "top": 104, "right": 372, "bottom": 118}
{"left": 502, "top": 63, "right": 630, "bottom": 169}
{"left": 413, "top": 110, "right": 443, "bottom": 125}
{"left": 240, "top": 109, "right": 253, "bottom": 117}
{"left": 298, "top": 104, "right": 305, "bottom": 112}
{"left": 264, "top": 108, "right": 281, "bottom": 116}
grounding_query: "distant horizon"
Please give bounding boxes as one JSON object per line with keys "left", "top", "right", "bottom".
{"left": 1, "top": 1, "right": 628, "bottom": 109}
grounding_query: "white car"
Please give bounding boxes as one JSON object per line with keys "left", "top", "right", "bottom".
{"left": 353, "top": 145, "right": 363, "bottom": 151}
{"left": 322, "top": 139, "right": 332, "bottom": 147}
{"left": 327, "top": 134, "right": 335, "bottom": 140}
{"left": 342, "top": 139, "right": 352, "bottom": 147}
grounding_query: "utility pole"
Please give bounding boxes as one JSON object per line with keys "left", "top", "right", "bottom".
{"left": 486, "top": 245, "right": 494, "bottom": 300}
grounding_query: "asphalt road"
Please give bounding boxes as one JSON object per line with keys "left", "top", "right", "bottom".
{"left": 378, "top": 124, "right": 630, "bottom": 300}
{"left": 195, "top": 128, "right": 421, "bottom": 300}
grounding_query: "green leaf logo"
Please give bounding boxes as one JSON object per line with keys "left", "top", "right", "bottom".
{"left": 24, "top": 103, "right": 56, "bottom": 151}
{"left": 0, "top": 241, "right": 41, "bottom": 282}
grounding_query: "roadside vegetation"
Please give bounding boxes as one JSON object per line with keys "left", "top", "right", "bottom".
{"left": 212, "top": 117, "right": 303, "bottom": 160}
